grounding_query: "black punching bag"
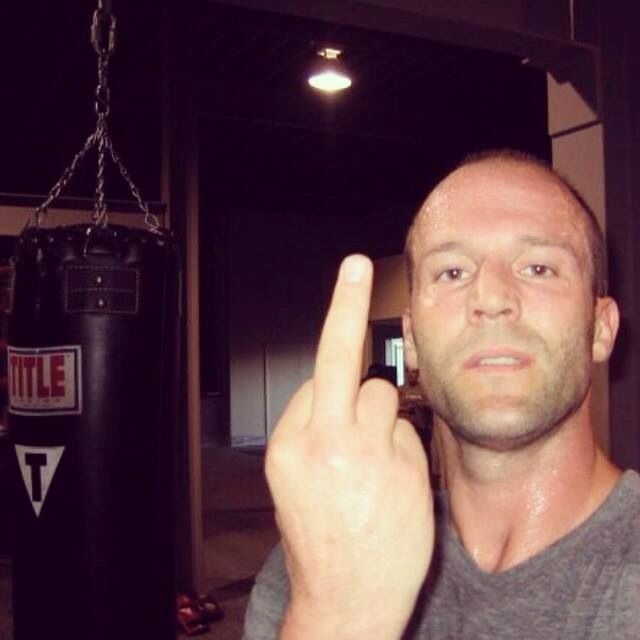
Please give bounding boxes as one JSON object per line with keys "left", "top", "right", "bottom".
{"left": 8, "top": 223, "right": 180, "bottom": 640}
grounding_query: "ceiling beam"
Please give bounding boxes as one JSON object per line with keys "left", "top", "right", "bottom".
{"left": 209, "top": 0, "right": 595, "bottom": 65}
{"left": 208, "top": 0, "right": 598, "bottom": 131}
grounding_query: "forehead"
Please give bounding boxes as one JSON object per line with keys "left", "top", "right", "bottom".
{"left": 410, "top": 161, "right": 590, "bottom": 257}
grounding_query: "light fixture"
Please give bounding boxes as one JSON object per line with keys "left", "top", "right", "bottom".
{"left": 308, "top": 47, "right": 352, "bottom": 93}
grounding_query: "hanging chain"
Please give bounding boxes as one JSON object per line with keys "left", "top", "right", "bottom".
{"left": 33, "top": 131, "right": 97, "bottom": 227}
{"left": 30, "top": 4, "right": 160, "bottom": 233}
{"left": 107, "top": 140, "right": 161, "bottom": 229}
{"left": 91, "top": 5, "right": 114, "bottom": 227}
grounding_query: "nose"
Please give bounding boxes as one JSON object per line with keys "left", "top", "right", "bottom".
{"left": 467, "top": 258, "right": 521, "bottom": 324}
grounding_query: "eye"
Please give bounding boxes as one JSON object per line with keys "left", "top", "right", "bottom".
{"left": 437, "top": 267, "right": 468, "bottom": 282}
{"left": 521, "top": 264, "right": 556, "bottom": 278}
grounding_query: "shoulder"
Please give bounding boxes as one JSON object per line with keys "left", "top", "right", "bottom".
{"left": 591, "top": 470, "right": 640, "bottom": 564}
{"left": 615, "top": 471, "right": 640, "bottom": 556}
{"left": 606, "top": 550, "right": 640, "bottom": 638}
{"left": 243, "top": 544, "right": 290, "bottom": 640}
{"left": 597, "top": 471, "right": 640, "bottom": 636}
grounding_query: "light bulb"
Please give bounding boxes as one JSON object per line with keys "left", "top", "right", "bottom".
{"left": 308, "top": 46, "right": 352, "bottom": 93}
{"left": 308, "top": 70, "right": 352, "bottom": 92}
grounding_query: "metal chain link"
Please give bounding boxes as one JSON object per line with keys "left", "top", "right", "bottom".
{"left": 93, "top": 115, "right": 108, "bottom": 227}
{"left": 32, "top": 131, "right": 97, "bottom": 228}
{"left": 92, "top": 6, "right": 116, "bottom": 58}
{"left": 107, "top": 140, "right": 160, "bottom": 231}
{"left": 31, "top": 5, "right": 159, "bottom": 233}
{"left": 92, "top": 33, "right": 110, "bottom": 227}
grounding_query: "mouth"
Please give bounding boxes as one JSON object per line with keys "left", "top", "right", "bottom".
{"left": 464, "top": 349, "right": 532, "bottom": 371}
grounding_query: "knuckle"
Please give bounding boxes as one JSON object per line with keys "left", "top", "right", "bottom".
{"left": 358, "top": 378, "right": 399, "bottom": 418}
{"left": 363, "top": 377, "right": 398, "bottom": 399}
{"left": 265, "top": 435, "right": 296, "bottom": 477}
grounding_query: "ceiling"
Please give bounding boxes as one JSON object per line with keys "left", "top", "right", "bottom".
{"left": 0, "top": 0, "right": 550, "bottom": 218}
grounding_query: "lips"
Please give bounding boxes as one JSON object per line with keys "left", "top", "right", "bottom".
{"left": 463, "top": 348, "right": 532, "bottom": 370}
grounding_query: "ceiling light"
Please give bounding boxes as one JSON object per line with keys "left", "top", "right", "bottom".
{"left": 308, "top": 47, "right": 352, "bottom": 93}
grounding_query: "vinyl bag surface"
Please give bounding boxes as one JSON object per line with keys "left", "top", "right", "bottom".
{"left": 8, "top": 224, "right": 180, "bottom": 640}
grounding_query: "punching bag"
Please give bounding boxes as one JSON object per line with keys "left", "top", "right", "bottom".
{"left": 8, "top": 223, "right": 180, "bottom": 640}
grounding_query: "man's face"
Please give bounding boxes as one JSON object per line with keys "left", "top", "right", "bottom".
{"left": 403, "top": 161, "right": 617, "bottom": 451}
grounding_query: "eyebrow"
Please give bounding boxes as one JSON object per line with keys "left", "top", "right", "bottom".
{"left": 517, "top": 234, "right": 582, "bottom": 262}
{"left": 423, "top": 241, "right": 464, "bottom": 258}
{"left": 423, "top": 235, "right": 582, "bottom": 262}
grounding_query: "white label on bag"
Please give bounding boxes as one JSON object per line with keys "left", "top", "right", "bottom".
{"left": 15, "top": 444, "right": 65, "bottom": 517}
{"left": 8, "top": 346, "right": 82, "bottom": 415}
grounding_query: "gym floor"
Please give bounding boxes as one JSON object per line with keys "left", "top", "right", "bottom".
{"left": 0, "top": 445, "right": 279, "bottom": 640}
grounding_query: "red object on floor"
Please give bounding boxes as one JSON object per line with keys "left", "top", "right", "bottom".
{"left": 176, "top": 592, "right": 224, "bottom": 636}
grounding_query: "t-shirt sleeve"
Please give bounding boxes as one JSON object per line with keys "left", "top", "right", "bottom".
{"left": 609, "top": 560, "right": 640, "bottom": 639}
{"left": 243, "top": 543, "right": 290, "bottom": 640}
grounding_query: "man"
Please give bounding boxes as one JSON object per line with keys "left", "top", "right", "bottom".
{"left": 244, "top": 150, "right": 640, "bottom": 639}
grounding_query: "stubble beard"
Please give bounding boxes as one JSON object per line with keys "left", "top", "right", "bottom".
{"left": 417, "top": 324, "right": 595, "bottom": 452}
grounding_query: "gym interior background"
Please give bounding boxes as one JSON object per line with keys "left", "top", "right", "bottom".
{"left": 0, "top": 1, "right": 638, "bottom": 637}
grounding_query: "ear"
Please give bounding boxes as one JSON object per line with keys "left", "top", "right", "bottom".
{"left": 592, "top": 297, "right": 620, "bottom": 363}
{"left": 402, "top": 307, "right": 418, "bottom": 370}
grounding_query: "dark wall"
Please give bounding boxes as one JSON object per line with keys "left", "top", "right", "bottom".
{"left": 601, "top": 1, "right": 640, "bottom": 470}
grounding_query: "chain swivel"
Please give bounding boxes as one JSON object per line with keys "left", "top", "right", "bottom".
{"left": 91, "top": 8, "right": 116, "bottom": 57}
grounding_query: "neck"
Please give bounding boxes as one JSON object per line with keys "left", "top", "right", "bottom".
{"left": 436, "top": 398, "right": 620, "bottom": 573}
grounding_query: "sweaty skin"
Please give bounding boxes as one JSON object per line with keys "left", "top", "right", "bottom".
{"left": 403, "top": 159, "right": 620, "bottom": 571}
{"left": 267, "top": 255, "right": 432, "bottom": 640}
{"left": 266, "top": 157, "right": 621, "bottom": 640}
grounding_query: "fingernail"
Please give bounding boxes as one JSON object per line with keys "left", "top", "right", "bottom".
{"left": 342, "top": 255, "right": 366, "bottom": 283}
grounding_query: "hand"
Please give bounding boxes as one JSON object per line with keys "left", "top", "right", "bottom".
{"left": 266, "top": 254, "right": 434, "bottom": 640}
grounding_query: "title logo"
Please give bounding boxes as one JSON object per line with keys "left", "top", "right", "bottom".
{"left": 8, "top": 345, "right": 82, "bottom": 415}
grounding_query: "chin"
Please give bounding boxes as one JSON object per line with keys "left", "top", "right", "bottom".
{"left": 426, "top": 366, "right": 592, "bottom": 452}
{"left": 444, "top": 399, "right": 564, "bottom": 452}
{"left": 454, "top": 421, "right": 560, "bottom": 452}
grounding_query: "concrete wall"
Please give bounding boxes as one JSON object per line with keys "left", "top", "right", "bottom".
{"left": 364, "top": 254, "right": 409, "bottom": 370}
{"left": 370, "top": 254, "right": 409, "bottom": 321}
{"left": 547, "top": 72, "right": 610, "bottom": 454}
{"left": 226, "top": 207, "right": 409, "bottom": 446}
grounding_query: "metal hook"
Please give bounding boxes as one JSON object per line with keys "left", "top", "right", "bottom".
{"left": 82, "top": 225, "right": 119, "bottom": 259}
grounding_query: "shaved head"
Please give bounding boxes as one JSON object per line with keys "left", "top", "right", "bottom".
{"left": 405, "top": 150, "right": 607, "bottom": 299}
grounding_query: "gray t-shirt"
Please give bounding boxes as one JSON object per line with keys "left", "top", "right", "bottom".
{"left": 243, "top": 470, "right": 640, "bottom": 639}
